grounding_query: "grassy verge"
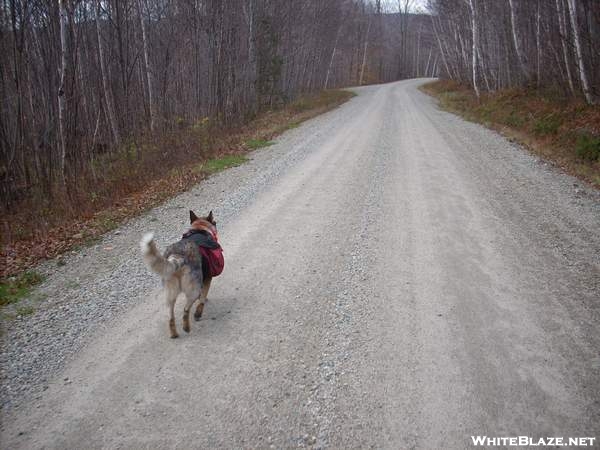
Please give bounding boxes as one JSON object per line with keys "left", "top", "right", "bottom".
{"left": 420, "top": 80, "right": 600, "bottom": 187}
{"left": 0, "top": 271, "right": 45, "bottom": 307}
{"left": 1, "top": 89, "right": 355, "bottom": 280}
{"left": 245, "top": 139, "right": 275, "bottom": 150}
{"left": 202, "top": 155, "right": 249, "bottom": 174}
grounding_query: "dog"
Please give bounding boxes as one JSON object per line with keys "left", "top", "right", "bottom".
{"left": 140, "top": 210, "right": 224, "bottom": 338}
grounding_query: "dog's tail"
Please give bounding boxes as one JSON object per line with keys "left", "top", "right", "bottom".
{"left": 140, "top": 233, "right": 178, "bottom": 279}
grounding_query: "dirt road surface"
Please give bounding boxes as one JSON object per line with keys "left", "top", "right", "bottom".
{"left": 2, "top": 79, "right": 599, "bottom": 449}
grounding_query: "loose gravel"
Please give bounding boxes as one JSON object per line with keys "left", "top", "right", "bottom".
{"left": 2, "top": 79, "right": 599, "bottom": 449}
{"left": 0, "top": 91, "right": 362, "bottom": 414}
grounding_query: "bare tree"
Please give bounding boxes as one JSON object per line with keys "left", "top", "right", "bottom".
{"left": 467, "top": 0, "right": 480, "bottom": 97}
{"left": 95, "top": 0, "right": 120, "bottom": 145}
{"left": 508, "top": 0, "right": 529, "bottom": 81}
{"left": 556, "top": 0, "right": 575, "bottom": 94}
{"left": 1, "top": 0, "right": 440, "bottom": 214}
{"left": 428, "top": 0, "right": 600, "bottom": 102}
{"left": 567, "top": 0, "right": 595, "bottom": 104}
{"left": 137, "top": 0, "right": 156, "bottom": 131}
{"left": 58, "top": 0, "right": 69, "bottom": 181}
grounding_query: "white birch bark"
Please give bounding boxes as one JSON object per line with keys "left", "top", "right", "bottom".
{"left": 556, "top": 0, "right": 575, "bottom": 94}
{"left": 477, "top": 45, "right": 490, "bottom": 92}
{"left": 467, "top": 0, "right": 480, "bottom": 97}
{"left": 457, "top": 28, "right": 469, "bottom": 78}
{"left": 425, "top": 47, "right": 432, "bottom": 78}
{"left": 566, "top": 0, "right": 595, "bottom": 104}
{"left": 508, "top": 0, "right": 528, "bottom": 80}
{"left": 431, "top": 15, "right": 453, "bottom": 80}
{"left": 359, "top": 17, "right": 372, "bottom": 86}
{"left": 325, "top": 23, "right": 342, "bottom": 89}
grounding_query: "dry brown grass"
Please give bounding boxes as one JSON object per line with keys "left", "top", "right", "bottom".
{"left": 420, "top": 80, "right": 600, "bottom": 188}
{"left": 1, "top": 89, "right": 355, "bottom": 278}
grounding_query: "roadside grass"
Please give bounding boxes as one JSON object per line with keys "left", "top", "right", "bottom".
{"left": 16, "top": 305, "right": 35, "bottom": 317}
{"left": 0, "top": 271, "right": 45, "bottom": 307}
{"left": 575, "top": 134, "right": 600, "bottom": 162}
{"left": 2, "top": 89, "right": 355, "bottom": 278}
{"left": 203, "top": 155, "right": 249, "bottom": 173}
{"left": 420, "top": 80, "right": 600, "bottom": 187}
{"left": 245, "top": 139, "right": 275, "bottom": 150}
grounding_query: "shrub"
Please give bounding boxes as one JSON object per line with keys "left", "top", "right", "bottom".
{"left": 503, "top": 111, "right": 525, "bottom": 128}
{"left": 534, "top": 115, "right": 561, "bottom": 135}
{"left": 0, "top": 271, "right": 45, "bottom": 307}
{"left": 575, "top": 133, "right": 600, "bottom": 161}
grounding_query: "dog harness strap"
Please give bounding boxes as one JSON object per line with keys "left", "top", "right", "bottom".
{"left": 182, "top": 230, "right": 221, "bottom": 250}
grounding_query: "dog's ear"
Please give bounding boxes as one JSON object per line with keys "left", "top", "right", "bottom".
{"left": 189, "top": 210, "right": 199, "bottom": 224}
{"left": 207, "top": 210, "right": 216, "bottom": 225}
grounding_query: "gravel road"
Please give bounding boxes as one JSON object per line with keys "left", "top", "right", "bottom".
{"left": 2, "top": 79, "right": 599, "bottom": 449}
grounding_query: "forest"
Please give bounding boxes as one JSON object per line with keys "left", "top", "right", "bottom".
{"left": 1, "top": 0, "right": 599, "bottom": 246}
{"left": 430, "top": 0, "right": 600, "bottom": 102}
{"left": 0, "top": 0, "right": 437, "bottom": 216}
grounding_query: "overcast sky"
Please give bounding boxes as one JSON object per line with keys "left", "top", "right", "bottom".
{"left": 379, "top": 0, "right": 431, "bottom": 14}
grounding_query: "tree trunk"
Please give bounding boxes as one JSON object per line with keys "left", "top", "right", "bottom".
{"left": 415, "top": 24, "right": 422, "bottom": 77}
{"left": 325, "top": 23, "right": 342, "bottom": 89}
{"left": 359, "top": 17, "right": 371, "bottom": 86}
{"left": 508, "top": 0, "right": 529, "bottom": 81}
{"left": 536, "top": 0, "right": 541, "bottom": 88}
{"left": 95, "top": 1, "right": 121, "bottom": 145}
{"left": 467, "top": 0, "right": 480, "bottom": 97}
{"left": 137, "top": 0, "right": 156, "bottom": 131}
{"left": 58, "top": 0, "right": 68, "bottom": 182}
{"left": 425, "top": 47, "right": 432, "bottom": 78}
{"left": 556, "top": 0, "right": 575, "bottom": 94}
{"left": 566, "top": 0, "right": 595, "bottom": 104}
{"left": 431, "top": 15, "right": 453, "bottom": 80}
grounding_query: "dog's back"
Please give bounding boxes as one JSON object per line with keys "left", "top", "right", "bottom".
{"left": 140, "top": 233, "right": 204, "bottom": 284}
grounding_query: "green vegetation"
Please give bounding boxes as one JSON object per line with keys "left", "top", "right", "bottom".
{"left": 575, "top": 133, "right": 600, "bottom": 162}
{"left": 204, "top": 155, "right": 249, "bottom": 173}
{"left": 245, "top": 139, "right": 275, "bottom": 150}
{"left": 502, "top": 111, "right": 525, "bottom": 128}
{"left": 0, "top": 271, "right": 45, "bottom": 307}
{"left": 16, "top": 305, "right": 35, "bottom": 316}
{"left": 534, "top": 115, "right": 562, "bottom": 136}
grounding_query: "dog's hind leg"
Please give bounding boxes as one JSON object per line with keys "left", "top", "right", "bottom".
{"left": 168, "top": 299, "right": 178, "bottom": 338}
{"left": 165, "top": 284, "right": 179, "bottom": 338}
{"left": 182, "top": 271, "right": 201, "bottom": 333}
{"left": 194, "top": 277, "right": 212, "bottom": 321}
{"left": 182, "top": 294, "right": 196, "bottom": 333}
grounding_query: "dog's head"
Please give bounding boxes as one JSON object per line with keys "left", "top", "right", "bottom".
{"left": 189, "top": 210, "right": 218, "bottom": 239}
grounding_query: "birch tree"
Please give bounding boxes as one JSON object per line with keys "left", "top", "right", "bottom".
{"left": 137, "top": 0, "right": 156, "bottom": 131}
{"left": 467, "top": 0, "right": 480, "bottom": 97}
{"left": 95, "top": 1, "right": 121, "bottom": 145}
{"left": 58, "top": 0, "right": 69, "bottom": 181}
{"left": 508, "top": 0, "right": 529, "bottom": 81}
{"left": 566, "top": 0, "right": 595, "bottom": 104}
